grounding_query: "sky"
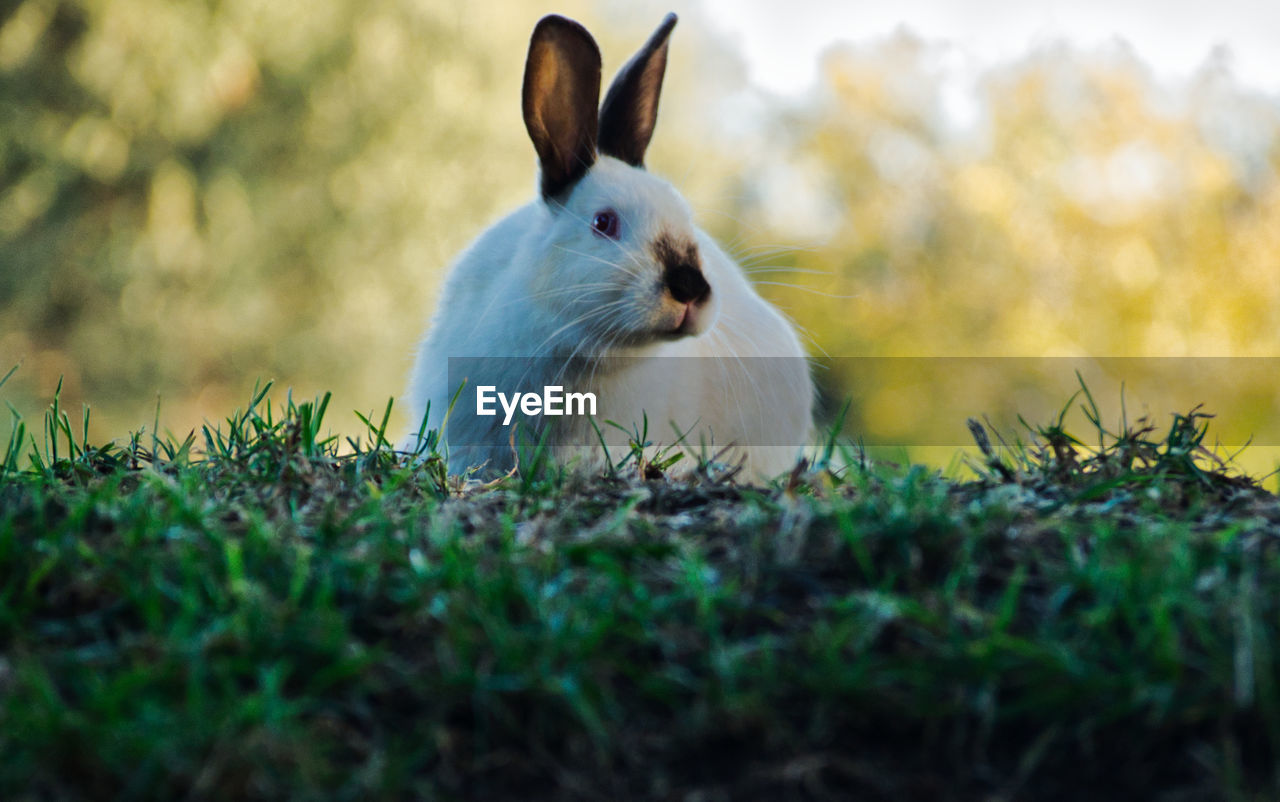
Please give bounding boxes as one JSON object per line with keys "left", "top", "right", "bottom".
{"left": 700, "top": 0, "right": 1280, "bottom": 101}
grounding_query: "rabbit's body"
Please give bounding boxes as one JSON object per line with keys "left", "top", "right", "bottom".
{"left": 402, "top": 14, "right": 812, "bottom": 478}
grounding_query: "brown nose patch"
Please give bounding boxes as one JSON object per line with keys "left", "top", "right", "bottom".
{"left": 652, "top": 234, "right": 709, "bottom": 304}
{"left": 652, "top": 233, "right": 698, "bottom": 270}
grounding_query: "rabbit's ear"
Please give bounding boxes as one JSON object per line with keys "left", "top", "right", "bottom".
{"left": 598, "top": 13, "right": 677, "bottom": 168}
{"left": 523, "top": 15, "right": 602, "bottom": 199}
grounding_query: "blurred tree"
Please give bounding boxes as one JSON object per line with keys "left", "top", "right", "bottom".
{"left": 0, "top": 0, "right": 739, "bottom": 439}
{"left": 0, "top": 0, "right": 596, "bottom": 430}
{"left": 733, "top": 33, "right": 1280, "bottom": 457}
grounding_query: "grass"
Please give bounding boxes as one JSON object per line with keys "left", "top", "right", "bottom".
{"left": 2, "top": 372, "right": 1279, "bottom": 800}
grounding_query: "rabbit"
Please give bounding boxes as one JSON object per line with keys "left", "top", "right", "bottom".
{"left": 401, "top": 12, "right": 813, "bottom": 480}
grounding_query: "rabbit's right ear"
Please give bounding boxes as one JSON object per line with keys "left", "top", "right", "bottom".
{"left": 598, "top": 13, "right": 676, "bottom": 168}
{"left": 523, "top": 15, "right": 602, "bottom": 200}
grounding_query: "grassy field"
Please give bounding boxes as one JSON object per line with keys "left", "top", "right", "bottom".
{"left": 2, "top": 374, "right": 1279, "bottom": 800}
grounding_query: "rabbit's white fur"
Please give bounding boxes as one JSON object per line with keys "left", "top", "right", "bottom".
{"left": 401, "top": 14, "right": 812, "bottom": 479}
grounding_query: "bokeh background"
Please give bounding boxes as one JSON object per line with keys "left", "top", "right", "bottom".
{"left": 2, "top": 0, "right": 1279, "bottom": 474}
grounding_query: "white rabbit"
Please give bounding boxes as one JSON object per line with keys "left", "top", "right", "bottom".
{"left": 402, "top": 12, "right": 813, "bottom": 479}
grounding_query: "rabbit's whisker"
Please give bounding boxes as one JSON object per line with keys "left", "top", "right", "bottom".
{"left": 550, "top": 244, "right": 644, "bottom": 280}
{"left": 750, "top": 280, "right": 860, "bottom": 299}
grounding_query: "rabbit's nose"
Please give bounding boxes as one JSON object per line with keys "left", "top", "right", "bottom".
{"left": 664, "top": 264, "right": 710, "bottom": 305}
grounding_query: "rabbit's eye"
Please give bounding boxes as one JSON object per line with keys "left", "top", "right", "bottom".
{"left": 591, "top": 209, "right": 620, "bottom": 239}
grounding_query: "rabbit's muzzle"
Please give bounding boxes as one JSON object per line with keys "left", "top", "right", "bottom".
{"left": 652, "top": 233, "right": 710, "bottom": 306}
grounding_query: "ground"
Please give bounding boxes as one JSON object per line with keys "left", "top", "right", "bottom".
{"left": 1, "top": 383, "right": 1278, "bottom": 800}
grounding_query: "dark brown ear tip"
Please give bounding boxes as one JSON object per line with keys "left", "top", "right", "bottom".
{"left": 532, "top": 13, "right": 584, "bottom": 34}
{"left": 529, "top": 14, "right": 588, "bottom": 38}
{"left": 647, "top": 13, "right": 677, "bottom": 48}
{"left": 530, "top": 14, "right": 601, "bottom": 54}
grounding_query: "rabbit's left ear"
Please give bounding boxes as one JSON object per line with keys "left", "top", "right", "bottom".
{"left": 598, "top": 13, "right": 677, "bottom": 168}
{"left": 524, "top": 15, "right": 602, "bottom": 199}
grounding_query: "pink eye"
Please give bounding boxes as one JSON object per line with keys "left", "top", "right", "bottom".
{"left": 591, "top": 209, "right": 620, "bottom": 239}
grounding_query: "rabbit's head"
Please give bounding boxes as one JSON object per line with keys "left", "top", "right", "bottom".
{"left": 520, "top": 13, "right": 721, "bottom": 351}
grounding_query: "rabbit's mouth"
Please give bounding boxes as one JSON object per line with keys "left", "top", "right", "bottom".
{"left": 674, "top": 304, "right": 691, "bottom": 331}
{"left": 673, "top": 303, "right": 698, "bottom": 334}
{"left": 656, "top": 300, "right": 707, "bottom": 340}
